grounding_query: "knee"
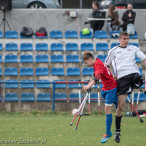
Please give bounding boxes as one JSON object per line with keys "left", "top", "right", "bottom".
{"left": 105, "top": 106, "right": 111, "bottom": 114}
{"left": 118, "top": 102, "right": 125, "bottom": 111}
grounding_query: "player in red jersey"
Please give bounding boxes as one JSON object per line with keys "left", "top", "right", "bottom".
{"left": 82, "top": 51, "right": 118, "bottom": 143}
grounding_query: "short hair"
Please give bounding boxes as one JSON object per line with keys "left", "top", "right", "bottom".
{"left": 83, "top": 51, "right": 94, "bottom": 61}
{"left": 92, "top": 1, "right": 100, "bottom": 8}
{"left": 119, "top": 32, "right": 129, "bottom": 38}
{"left": 127, "top": 3, "right": 133, "bottom": 6}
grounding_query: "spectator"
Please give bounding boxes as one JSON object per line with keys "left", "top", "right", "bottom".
{"left": 120, "top": 3, "right": 136, "bottom": 31}
{"left": 107, "top": 4, "right": 120, "bottom": 33}
{"left": 85, "top": 1, "right": 105, "bottom": 33}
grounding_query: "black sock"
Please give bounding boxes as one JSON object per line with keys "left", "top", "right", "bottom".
{"left": 115, "top": 116, "right": 122, "bottom": 132}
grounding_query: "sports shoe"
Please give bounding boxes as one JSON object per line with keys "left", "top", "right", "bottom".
{"left": 114, "top": 131, "right": 120, "bottom": 143}
{"left": 101, "top": 132, "right": 112, "bottom": 143}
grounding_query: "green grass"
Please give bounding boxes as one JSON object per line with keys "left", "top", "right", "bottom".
{"left": 0, "top": 112, "right": 146, "bottom": 146}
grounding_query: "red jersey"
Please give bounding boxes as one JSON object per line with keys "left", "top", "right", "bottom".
{"left": 93, "top": 58, "right": 117, "bottom": 91}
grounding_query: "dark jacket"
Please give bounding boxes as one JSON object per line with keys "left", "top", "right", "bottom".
{"left": 108, "top": 10, "right": 120, "bottom": 26}
{"left": 122, "top": 10, "right": 136, "bottom": 24}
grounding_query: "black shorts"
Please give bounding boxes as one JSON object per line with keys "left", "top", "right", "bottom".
{"left": 117, "top": 73, "right": 143, "bottom": 95}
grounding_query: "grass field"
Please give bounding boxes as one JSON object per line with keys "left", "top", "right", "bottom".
{"left": 0, "top": 111, "right": 146, "bottom": 146}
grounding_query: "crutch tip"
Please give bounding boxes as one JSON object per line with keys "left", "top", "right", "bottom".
{"left": 70, "top": 122, "right": 73, "bottom": 126}
{"left": 75, "top": 127, "right": 77, "bottom": 130}
{"left": 140, "top": 118, "right": 144, "bottom": 123}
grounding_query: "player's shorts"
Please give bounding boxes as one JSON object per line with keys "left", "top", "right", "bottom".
{"left": 101, "top": 87, "right": 118, "bottom": 106}
{"left": 117, "top": 73, "right": 143, "bottom": 95}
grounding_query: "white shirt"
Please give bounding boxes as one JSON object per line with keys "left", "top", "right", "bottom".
{"left": 105, "top": 45, "right": 146, "bottom": 79}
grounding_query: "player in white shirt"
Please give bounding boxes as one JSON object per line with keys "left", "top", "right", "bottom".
{"left": 105, "top": 32, "right": 146, "bottom": 143}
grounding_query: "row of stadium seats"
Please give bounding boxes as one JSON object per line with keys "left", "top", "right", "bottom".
{"left": 0, "top": 42, "right": 139, "bottom": 51}
{"left": 1, "top": 92, "right": 145, "bottom": 102}
{"left": 0, "top": 67, "right": 143, "bottom": 76}
{"left": 0, "top": 30, "right": 138, "bottom": 39}
{"left": 0, "top": 54, "right": 142, "bottom": 63}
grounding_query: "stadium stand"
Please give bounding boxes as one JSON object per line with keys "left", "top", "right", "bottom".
{"left": 4, "top": 93, "right": 19, "bottom": 102}
{"left": 20, "top": 80, "right": 34, "bottom": 88}
{"left": 80, "top": 31, "right": 93, "bottom": 38}
{"left": 0, "top": 31, "right": 3, "bottom": 38}
{"left": 0, "top": 55, "right": 2, "bottom": 63}
{"left": 20, "top": 55, "right": 33, "bottom": 63}
{"left": 35, "top": 67, "right": 49, "bottom": 76}
{"left": 139, "top": 68, "right": 143, "bottom": 76}
{"left": 0, "top": 43, "right": 2, "bottom": 51}
{"left": 96, "top": 43, "right": 109, "bottom": 51}
{"left": 67, "top": 67, "right": 80, "bottom": 76}
{"left": 5, "top": 31, "right": 18, "bottom": 38}
{"left": 20, "top": 68, "right": 33, "bottom": 76}
{"left": 0, "top": 68, "right": 2, "bottom": 76}
{"left": 54, "top": 80, "right": 66, "bottom": 88}
{"left": 51, "top": 68, "right": 65, "bottom": 76}
{"left": 51, "top": 54, "right": 64, "bottom": 63}
{"left": 66, "top": 54, "right": 80, "bottom": 63}
{"left": 129, "top": 42, "right": 139, "bottom": 47}
{"left": 90, "top": 93, "right": 98, "bottom": 102}
{"left": 36, "top": 54, "right": 49, "bottom": 63}
{"left": 111, "top": 42, "right": 120, "bottom": 49}
{"left": 37, "top": 93, "right": 51, "bottom": 102}
{"left": 20, "top": 33, "right": 33, "bottom": 39}
{"left": 94, "top": 30, "right": 108, "bottom": 39}
{"left": 36, "top": 80, "right": 50, "bottom": 88}
{"left": 5, "top": 55, "right": 18, "bottom": 63}
{"left": 109, "top": 30, "right": 121, "bottom": 38}
{"left": 4, "top": 67, "right": 18, "bottom": 76}
{"left": 135, "top": 57, "right": 141, "bottom": 63}
{"left": 50, "top": 30, "right": 63, "bottom": 38}
{"left": 50, "top": 43, "right": 63, "bottom": 51}
{"left": 82, "top": 67, "right": 94, "bottom": 76}
{"left": 81, "top": 43, "right": 93, "bottom": 51}
{"left": 35, "top": 43, "right": 48, "bottom": 51}
{"left": 65, "top": 30, "right": 78, "bottom": 38}
{"left": 20, "top": 43, "right": 33, "bottom": 51}
{"left": 5, "top": 43, "right": 18, "bottom": 51}
{"left": 69, "top": 93, "right": 81, "bottom": 102}
{"left": 55, "top": 93, "right": 67, "bottom": 101}
{"left": 134, "top": 93, "right": 146, "bottom": 101}
{"left": 66, "top": 43, "right": 78, "bottom": 51}
{"left": 5, "top": 80, "right": 19, "bottom": 88}
{"left": 97, "top": 55, "right": 107, "bottom": 62}
{"left": 68, "top": 80, "right": 81, "bottom": 88}
{"left": 129, "top": 31, "right": 138, "bottom": 39}
{"left": 20, "top": 93, "right": 35, "bottom": 102}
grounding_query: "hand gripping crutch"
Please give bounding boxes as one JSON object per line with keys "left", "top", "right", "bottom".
{"left": 70, "top": 87, "right": 93, "bottom": 130}
{"left": 127, "top": 95, "right": 144, "bottom": 123}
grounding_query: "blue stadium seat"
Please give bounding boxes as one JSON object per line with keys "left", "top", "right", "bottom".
{"left": 0, "top": 68, "right": 2, "bottom": 76}
{"left": 4, "top": 93, "right": 19, "bottom": 102}
{"left": 5, "top": 31, "right": 18, "bottom": 38}
{"left": 69, "top": 93, "right": 81, "bottom": 102}
{"left": 94, "top": 30, "right": 108, "bottom": 39}
{"left": 109, "top": 30, "right": 121, "bottom": 38}
{"left": 126, "top": 94, "right": 131, "bottom": 102}
{"left": 96, "top": 43, "right": 109, "bottom": 51}
{"left": 50, "top": 43, "right": 63, "bottom": 51}
{"left": 80, "top": 31, "right": 93, "bottom": 38}
{"left": 82, "top": 67, "right": 94, "bottom": 76}
{"left": 111, "top": 42, "right": 120, "bottom": 49}
{"left": 36, "top": 80, "right": 50, "bottom": 88}
{"left": 5, "top": 80, "right": 18, "bottom": 88}
{"left": 37, "top": 93, "right": 51, "bottom": 102}
{"left": 54, "top": 80, "right": 66, "bottom": 88}
{"left": 129, "top": 31, "right": 138, "bottom": 39}
{"left": 51, "top": 68, "right": 65, "bottom": 76}
{"left": 21, "top": 80, "right": 34, "bottom": 88}
{"left": 90, "top": 93, "right": 98, "bottom": 102}
{"left": 51, "top": 55, "right": 64, "bottom": 63}
{"left": 65, "top": 30, "right": 78, "bottom": 38}
{"left": 66, "top": 54, "right": 79, "bottom": 63}
{"left": 140, "top": 83, "right": 145, "bottom": 89}
{"left": 128, "top": 42, "right": 139, "bottom": 48}
{"left": 0, "top": 55, "right": 2, "bottom": 63}
{"left": 0, "top": 31, "right": 3, "bottom": 38}
{"left": 35, "top": 67, "right": 49, "bottom": 76}
{"left": 20, "top": 43, "right": 33, "bottom": 51}
{"left": 81, "top": 43, "right": 93, "bottom": 51}
{"left": 67, "top": 67, "right": 80, "bottom": 76}
{"left": 5, "top": 55, "right": 17, "bottom": 63}
{"left": 66, "top": 43, "right": 78, "bottom": 51}
{"left": 4, "top": 67, "right": 18, "bottom": 76}
{"left": 0, "top": 43, "right": 3, "bottom": 51}
{"left": 135, "top": 57, "right": 141, "bottom": 63}
{"left": 21, "top": 93, "right": 35, "bottom": 102}
{"left": 36, "top": 54, "right": 49, "bottom": 63}
{"left": 97, "top": 55, "right": 107, "bottom": 62}
{"left": 20, "top": 55, "right": 33, "bottom": 63}
{"left": 139, "top": 68, "right": 143, "bottom": 76}
{"left": 5, "top": 43, "right": 18, "bottom": 51}
{"left": 20, "top": 33, "right": 33, "bottom": 39}
{"left": 134, "top": 93, "right": 146, "bottom": 101}
{"left": 50, "top": 30, "right": 63, "bottom": 38}
{"left": 20, "top": 68, "right": 33, "bottom": 76}
{"left": 68, "top": 80, "right": 81, "bottom": 88}
{"left": 35, "top": 43, "right": 48, "bottom": 51}
{"left": 55, "top": 93, "right": 67, "bottom": 101}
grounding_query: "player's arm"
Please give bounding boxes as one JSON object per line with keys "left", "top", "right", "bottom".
{"left": 82, "top": 73, "right": 101, "bottom": 91}
{"left": 105, "top": 49, "right": 115, "bottom": 66}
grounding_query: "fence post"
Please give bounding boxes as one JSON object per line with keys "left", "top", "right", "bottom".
{"left": 52, "top": 82, "right": 56, "bottom": 111}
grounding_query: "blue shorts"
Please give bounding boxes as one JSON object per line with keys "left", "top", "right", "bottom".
{"left": 101, "top": 87, "right": 118, "bottom": 106}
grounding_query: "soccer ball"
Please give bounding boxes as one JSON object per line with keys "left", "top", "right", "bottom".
{"left": 72, "top": 109, "right": 79, "bottom": 115}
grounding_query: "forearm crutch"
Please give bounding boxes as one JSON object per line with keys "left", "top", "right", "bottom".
{"left": 136, "top": 92, "right": 140, "bottom": 112}
{"left": 127, "top": 95, "right": 144, "bottom": 123}
{"left": 97, "top": 83, "right": 100, "bottom": 115}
